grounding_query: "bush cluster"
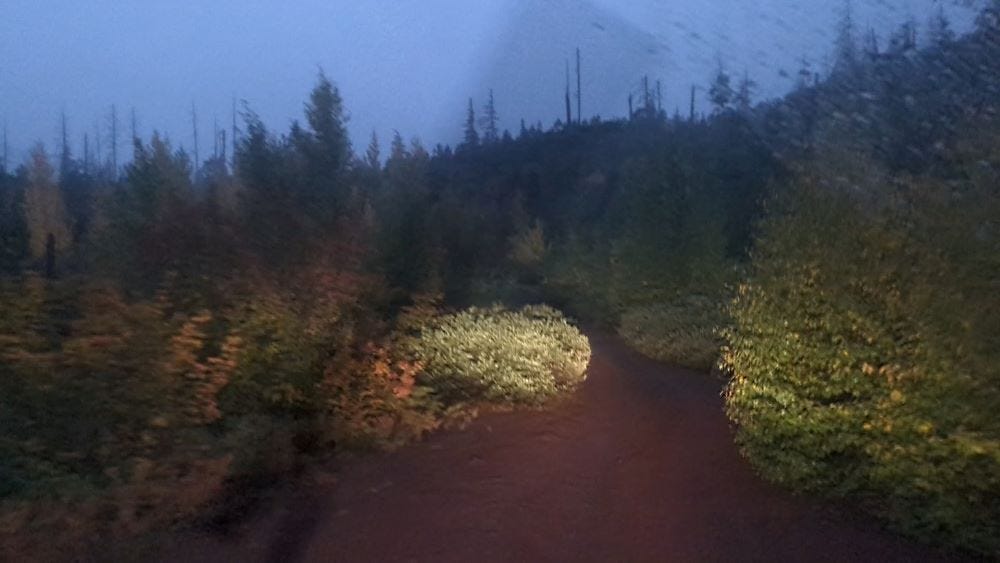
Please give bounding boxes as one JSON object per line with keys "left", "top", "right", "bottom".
{"left": 407, "top": 305, "right": 591, "bottom": 404}
{"left": 618, "top": 294, "right": 728, "bottom": 371}
{"left": 723, "top": 153, "right": 1000, "bottom": 556}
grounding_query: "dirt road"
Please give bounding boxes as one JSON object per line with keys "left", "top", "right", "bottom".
{"left": 165, "top": 333, "right": 961, "bottom": 562}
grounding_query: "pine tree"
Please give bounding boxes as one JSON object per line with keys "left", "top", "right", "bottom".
{"left": 480, "top": 89, "right": 499, "bottom": 143}
{"left": 59, "top": 112, "right": 72, "bottom": 178}
{"left": 834, "top": 0, "right": 859, "bottom": 73}
{"left": 303, "top": 70, "right": 351, "bottom": 178}
{"left": 888, "top": 19, "right": 918, "bottom": 54}
{"left": 927, "top": 5, "right": 955, "bottom": 47}
{"left": 125, "top": 133, "right": 194, "bottom": 225}
{"left": 0, "top": 167, "right": 29, "bottom": 273}
{"left": 388, "top": 130, "right": 409, "bottom": 165}
{"left": 462, "top": 98, "right": 479, "bottom": 148}
{"left": 708, "top": 63, "right": 733, "bottom": 114}
{"left": 365, "top": 130, "right": 381, "bottom": 171}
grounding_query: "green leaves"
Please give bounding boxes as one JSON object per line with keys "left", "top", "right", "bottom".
{"left": 723, "top": 159, "right": 1000, "bottom": 556}
{"left": 407, "top": 305, "right": 590, "bottom": 404}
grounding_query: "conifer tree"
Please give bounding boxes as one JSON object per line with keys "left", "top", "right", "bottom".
{"left": 365, "top": 130, "right": 381, "bottom": 171}
{"left": 708, "top": 64, "right": 733, "bottom": 114}
{"left": 481, "top": 89, "right": 499, "bottom": 143}
{"left": 462, "top": 98, "right": 479, "bottom": 148}
{"left": 388, "top": 130, "right": 409, "bottom": 166}
{"left": 927, "top": 5, "right": 955, "bottom": 47}
{"left": 0, "top": 168, "right": 28, "bottom": 273}
{"left": 834, "top": 0, "right": 859, "bottom": 73}
{"left": 303, "top": 70, "right": 351, "bottom": 177}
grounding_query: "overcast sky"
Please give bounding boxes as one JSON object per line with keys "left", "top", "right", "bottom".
{"left": 0, "top": 0, "right": 979, "bottom": 167}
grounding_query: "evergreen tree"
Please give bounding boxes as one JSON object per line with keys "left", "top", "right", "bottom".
{"left": 888, "top": 19, "right": 918, "bottom": 54}
{"left": 708, "top": 63, "right": 733, "bottom": 114}
{"left": 365, "top": 130, "right": 381, "bottom": 171}
{"left": 387, "top": 130, "right": 409, "bottom": 170}
{"left": 303, "top": 70, "right": 351, "bottom": 176}
{"left": 293, "top": 70, "right": 352, "bottom": 217}
{"left": 124, "top": 133, "right": 193, "bottom": 225}
{"left": 927, "top": 5, "right": 955, "bottom": 47}
{"left": 462, "top": 98, "right": 479, "bottom": 148}
{"left": 480, "top": 89, "right": 499, "bottom": 143}
{"left": 0, "top": 170, "right": 28, "bottom": 273}
{"left": 834, "top": 0, "right": 859, "bottom": 73}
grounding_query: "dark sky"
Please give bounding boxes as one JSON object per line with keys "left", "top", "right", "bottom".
{"left": 0, "top": 0, "right": 977, "bottom": 167}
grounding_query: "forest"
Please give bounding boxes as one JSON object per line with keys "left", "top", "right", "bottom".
{"left": 1, "top": 3, "right": 998, "bottom": 560}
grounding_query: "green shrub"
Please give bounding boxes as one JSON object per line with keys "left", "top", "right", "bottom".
{"left": 723, "top": 153, "right": 1000, "bottom": 556}
{"left": 618, "top": 294, "right": 729, "bottom": 371}
{"left": 408, "top": 305, "right": 590, "bottom": 404}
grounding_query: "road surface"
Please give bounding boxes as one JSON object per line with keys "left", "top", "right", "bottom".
{"left": 164, "top": 333, "right": 962, "bottom": 562}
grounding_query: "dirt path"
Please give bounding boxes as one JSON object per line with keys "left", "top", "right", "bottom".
{"left": 164, "top": 333, "right": 962, "bottom": 562}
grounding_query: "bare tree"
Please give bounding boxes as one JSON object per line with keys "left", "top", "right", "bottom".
{"left": 191, "top": 102, "right": 200, "bottom": 176}
{"left": 131, "top": 107, "right": 139, "bottom": 160}
{"left": 575, "top": 47, "right": 582, "bottom": 123}
{"left": 108, "top": 104, "right": 118, "bottom": 178}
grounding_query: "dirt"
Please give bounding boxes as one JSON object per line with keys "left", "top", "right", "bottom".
{"left": 160, "top": 332, "right": 967, "bottom": 562}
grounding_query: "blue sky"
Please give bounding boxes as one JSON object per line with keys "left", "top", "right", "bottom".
{"left": 0, "top": 0, "right": 979, "bottom": 167}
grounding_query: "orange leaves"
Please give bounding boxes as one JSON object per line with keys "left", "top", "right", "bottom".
{"left": 164, "top": 310, "right": 241, "bottom": 425}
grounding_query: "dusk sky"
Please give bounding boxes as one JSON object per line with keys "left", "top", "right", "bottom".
{"left": 0, "top": 0, "right": 978, "bottom": 166}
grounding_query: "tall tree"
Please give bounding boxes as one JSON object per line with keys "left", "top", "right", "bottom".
{"left": 863, "top": 27, "right": 880, "bottom": 60}
{"left": 365, "top": 130, "right": 381, "bottom": 171}
{"left": 0, "top": 169, "right": 28, "bottom": 273}
{"left": 191, "top": 102, "right": 200, "bottom": 180}
{"left": 289, "top": 70, "right": 353, "bottom": 218}
{"left": 124, "top": 133, "right": 194, "bottom": 225}
{"left": 1, "top": 120, "right": 7, "bottom": 172}
{"left": 462, "top": 98, "right": 479, "bottom": 148}
{"left": 834, "top": 0, "right": 859, "bottom": 73}
{"left": 60, "top": 111, "right": 72, "bottom": 177}
{"left": 708, "top": 64, "right": 733, "bottom": 114}
{"left": 302, "top": 70, "right": 351, "bottom": 178}
{"left": 481, "top": 89, "right": 499, "bottom": 143}
{"left": 231, "top": 96, "right": 239, "bottom": 170}
{"left": 23, "top": 144, "right": 71, "bottom": 265}
{"left": 689, "top": 85, "right": 696, "bottom": 121}
{"left": 927, "top": 5, "right": 955, "bottom": 47}
{"left": 576, "top": 47, "right": 582, "bottom": 123}
{"left": 888, "top": 19, "right": 918, "bottom": 54}
{"left": 131, "top": 107, "right": 139, "bottom": 161}
{"left": 108, "top": 104, "right": 119, "bottom": 179}
{"left": 389, "top": 130, "right": 407, "bottom": 162}
{"left": 565, "top": 61, "right": 573, "bottom": 125}
{"left": 735, "top": 71, "right": 757, "bottom": 112}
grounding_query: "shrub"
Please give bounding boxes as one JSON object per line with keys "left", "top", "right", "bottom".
{"left": 408, "top": 305, "right": 590, "bottom": 404}
{"left": 723, "top": 153, "right": 1000, "bottom": 556}
{"left": 618, "top": 294, "right": 728, "bottom": 371}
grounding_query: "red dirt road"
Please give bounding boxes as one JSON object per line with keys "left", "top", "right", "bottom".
{"left": 165, "top": 333, "right": 963, "bottom": 562}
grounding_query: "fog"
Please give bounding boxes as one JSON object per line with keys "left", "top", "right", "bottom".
{"left": 0, "top": 1, "right": 978, "bottom": 165}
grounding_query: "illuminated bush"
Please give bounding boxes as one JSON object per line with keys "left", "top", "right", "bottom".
{"left": 618, "top": 295, "right": 728, "bottom": 371}
{"left": 723, "top": 152, "right": 1000, "bottom": 555}
{"left": 409, "top": 305, "right": 590, "bottom": 404}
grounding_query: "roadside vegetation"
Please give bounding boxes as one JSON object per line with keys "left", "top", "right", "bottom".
{"left": 0, "top": 3, "right": 997, "bottom": 558}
